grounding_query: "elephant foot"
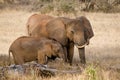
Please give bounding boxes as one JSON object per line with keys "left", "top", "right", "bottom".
{"left": 67, "top": 60, "right": 73, "bottom": 66}
{"left": 80, "top": 58, "right": 86, "bottom": 64}
{"left": 69, "top": 62, "right": 72, "bottom": 66}
{"left": 80, "top": 53, "right": 86, "bottom": 64}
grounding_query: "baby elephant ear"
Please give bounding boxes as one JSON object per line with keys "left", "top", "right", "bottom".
{"left": 78, "top": 16, "right": 94, "bottom": 44}
{"left": 51, "top": 41, "right": 60, "bottom": 53}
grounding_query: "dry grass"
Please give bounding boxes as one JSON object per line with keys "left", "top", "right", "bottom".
{"left": 0, "top": 9, "right": 120, "bottom": 80}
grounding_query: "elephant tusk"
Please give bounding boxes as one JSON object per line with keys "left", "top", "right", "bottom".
{"left": 75, "top": 43, "right": 87, "bottom": 48}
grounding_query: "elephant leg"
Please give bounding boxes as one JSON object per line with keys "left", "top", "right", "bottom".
{"left": 78, "top": 47, "right": 86, "bottom": 64}
{"left": 67, "top": 42, "right": 74, "bottom": 65}
{"left": 63, "top": 46, "right": 68, "bottom": 62}
{"left": 38, "top": 50, "right": 47, "bottom": 64}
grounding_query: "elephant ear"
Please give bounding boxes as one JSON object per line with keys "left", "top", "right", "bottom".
{"left": 51, "top": 41, "right": 60, "bottom": 53}
{"left": 78, "top": 16, "right": 94, "bottom": 44}
{"left": 46, "top": 18, "right": 68, "bottom": 46}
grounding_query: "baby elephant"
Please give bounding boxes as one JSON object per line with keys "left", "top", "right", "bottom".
{"left": 9, "top": 36, "right": 64, "bottom": 65}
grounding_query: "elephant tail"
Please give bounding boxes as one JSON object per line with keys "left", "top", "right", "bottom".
{"left": 8, "top": 48, "right": 12, "bottom": 66}
{"left": 26, "top": 23, "right": 30, "bottom": 36}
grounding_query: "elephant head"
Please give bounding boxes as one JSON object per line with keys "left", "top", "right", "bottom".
{"left": 65, "top": 19, "right": 86, "bottom": 47}
{"left": 52, "top": 40, "right": 65, "bottom": 59}
{"left": 45, "top": 40, "right": 65, "bottom": 60}
{"left": 65, "top": 16, "right": 94, "bottom": 48}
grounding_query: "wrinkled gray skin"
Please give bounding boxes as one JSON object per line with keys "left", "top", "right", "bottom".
{"left": 30, "top": 16, "right": 94, "bottom": 65}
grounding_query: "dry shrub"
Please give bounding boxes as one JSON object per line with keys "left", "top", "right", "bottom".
{"left": 0, "top": 0, "right": 119, "bottom": 13}
{"left": 0, "top": 0, "right": 77, "bottom": 13}
{"left": 96, "top": 0, "right": 113, "bottom": 12}
{"left": 58, "top": 1, "right": 75, "bottom": 13}
{"left": 40, "top": 0, "right": 76, "bottom": 14}
{"left": 80, "top": 0, "right": 120, "bottom": 13}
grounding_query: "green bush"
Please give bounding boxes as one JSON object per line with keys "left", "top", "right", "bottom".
{"left": 85, "top": 64, "right": 97, "bottom": 80}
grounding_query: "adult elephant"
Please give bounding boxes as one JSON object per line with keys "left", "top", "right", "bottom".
{"left": 47, "top": 17, "right": 94, "bottom": 65}
{"left": 29, "top": 16, "right": 94, "bottom": 65}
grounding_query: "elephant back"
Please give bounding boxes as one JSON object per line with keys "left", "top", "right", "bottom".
{"left": 26, "top": 14, "right": 54, "bottom": 36}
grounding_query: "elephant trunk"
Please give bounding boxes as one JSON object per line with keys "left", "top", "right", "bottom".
{"left": 78, "top": 47, "right": 86, "bottom": 64}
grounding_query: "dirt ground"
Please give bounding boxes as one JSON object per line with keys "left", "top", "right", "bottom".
{"left": 0, "top": 10, "right": 120, "bottom": 69}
